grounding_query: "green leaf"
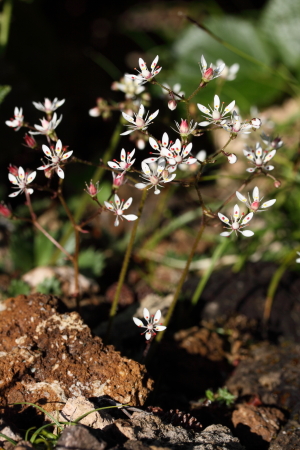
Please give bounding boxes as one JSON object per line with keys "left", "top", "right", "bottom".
{"left": 78, "top": 247, "right": 106, "bottom": 277}
{"left": 0, "top": 85, "right": 11, "bottom": 104}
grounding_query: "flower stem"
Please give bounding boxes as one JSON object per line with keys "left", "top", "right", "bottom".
{"left": 106, "top": 188, "right": 148, "bottom": 341}
{"left": 156, "top": 215, "right": 206, "bottom": 343}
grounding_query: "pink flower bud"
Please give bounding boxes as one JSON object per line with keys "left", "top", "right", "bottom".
{"left": 135, "top": 116, "right": 145, "bottom": 127}
{"left": 8, "top": 164, "right": 19, "bottom": 176}
{"left": 202, "top": 67, "right": 214, "bottom": 82}
{"left": 168, "top": 99, "right": 177, "bottom": 111}
{"left": 274, "top": 180, "right": 281, "bottom": 188}
{"left": 23, "top": 133, "right": 37, "bottom": 149}
{"left": 112, "top": 172, "right": 126, "bottom": 189}
{"left": 0, "top": 202, "right": 11, "bottom": 218}
{"left": 250, "top": 201, "right": 260, "bottom": 211}
{"left": 85, "top": 180, "right": 99, "bottom": 197}
{"left": 179, "top": 119, "right": 189, "bottom": 134}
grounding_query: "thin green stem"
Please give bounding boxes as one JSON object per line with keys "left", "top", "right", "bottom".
{"left": 106, "top": 188, "right": 148, "bottom": 341}
{"left": 156, "top": 215, "right": 206, "bottom": 342}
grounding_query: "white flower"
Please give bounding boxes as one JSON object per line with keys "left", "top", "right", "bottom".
{"left": 135, "top": 161, "right": 176, "bottom": 195}
{"left": 121, "top": 104, "right": 159, "bottom": 136}
{"left": 198, "top": 95, "right": 235, "bottom": 126}
{"left": 243, "top": 143, "right": 276, "bottom": 172}
{"left": 104, "top": 194, "right": 138, "bottom": 227}
{"left": 215, "top": 60, "right": 240, "bottom": 81}
{"left": 167, "top": 139, "right": 197, "bottom": 168}
{"left": 143, "top": 133, "right": 174, "bottom": 165}
{"left": 126, "top": 55, "right": 162, "bottom": 85}
{"left": 37, "top": 140, "right": 73, "bottom": 179}
{"left": 227, "top": 154, "right": 237, "bottom": 164}
{"left": 218, "top": 204, "right": 254, "bottom": 237}
{"left": 133, "top": 308, "right": 166, "bottom": 340}
{"left": 296, "top": 252, "right": 300, "bottom": 263}
{"left": 221, "top": 111, "right": 253, "bottom": 135}
{"left": 260, "top": 132, "right": 283, "bottom": 151}
{"left": 111, "top": 75, "right": 145, "bottom": 99}
{"left": 32, "top": 98, "right": 65, "bottom": 114}
{"left": 5, "top": 107, "right": 24, "bottom": 131}
{"left": 236, "top": 186, "right": 276, "bottom": 212}
{"left": 200, "top": 55, "right": 225, "bottom": 83}
{"left": 8, "top": 166, "right": 36, "bottom": 197}
{"left": 29, "top": 112, "right": 62, "bottom": 137}
{"left": 173, "top": 119, "right": 198, "bottom": 139}
{"left": 108, "top": 149, "right": 136, "bottom": 174}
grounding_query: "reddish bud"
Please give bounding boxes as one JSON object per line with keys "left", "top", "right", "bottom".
{"left": 23, "top": 133, "right": 37, "bottom": 149}
{"left": 112, "top": 172, "right": 126, "bottom": 189}
{"left": 274, "top": 180, "right": 281, "bottom": 188}
{"left": 202, "top": 67, "right": 214, "bottom": 82}
{"left": 85, "top": 180, "right": 99, "bottom": 197}
{"left": 179, "top": 119, "right": 189, "bottom": 134}
{"left": 8, "top": 164, "right": 18, "bottom": 176}
{"left": 251, "top": 201, "right": 260, "bottom": 211}
{"left": 0, "top": 202, "right": 11, "bottom": 218}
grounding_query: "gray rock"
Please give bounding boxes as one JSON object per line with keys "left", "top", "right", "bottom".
{"left": 56, "top": 424, "right": 106, "bottom": 450}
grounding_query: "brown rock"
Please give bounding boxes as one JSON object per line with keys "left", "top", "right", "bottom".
{"left": 55, "top": 424, "right": 106, "bottom": 450}
{"left": 232, "top": 404, "right": 284, "bottom": 445}
{"left": 0, "top": 294, "right": 153, "bottom": 414}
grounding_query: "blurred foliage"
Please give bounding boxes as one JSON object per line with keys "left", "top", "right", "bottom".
{"left": 78, "top": 248, "right": 106, "bottom": 277}
{"left": 6, "top": 279, "right": 30, "bottom": 297}
{"left": 36, "top": 277, "right": 62, "bottom": 295}
{"left": 0, "top": 85, "right": 11, "bottom": 105}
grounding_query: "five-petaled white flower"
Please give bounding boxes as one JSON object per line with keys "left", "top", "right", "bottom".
{"left": 8, "top": 166, "right": 36, "bottom": 197}
{"left": 236, "top": 186, "right": 276, "bottom": 212}
{"left": 221, "top": 111, "right": 252, "bottom": 135}
{"left": 215, "top": 60, "right": 240, "bottom": 81}
{"left": 200, "top": 55, "right": 225, "bottom": 83}
{"left": 29, "top": 112, "right": 63, "bottom": 137}
{"left": 37, "top": 140, "right": 73, "bottom": 179}
{"left": 108, "top": 149, "right": 136, "bottom": 174}
{"left": 243, "top": 143, "right": 276, "bottom": 172}
{"left": 135, "top": 161, "right": 176, "bottom": 195}
{"left": 104, "top": 194, "right": 138, "bottom": 227}
{"left": 32, "top": 98, "right": 65, "bottom": 114}
{"left": 112, "top": 75, "right": 145, "bottom": 98}
{"left": 260, "top": 132, "right": 283, "bottom": 151}
{"left": 133, "top": 308, "right": 166, "bottom": 340}
{"left": 5, "top": 107, "right": 24, "bottom": 131}
{"left": 121, "top": 104, "right": 159, "bottom": 136}
{"left": 197, "top": 95, "right": 235, "bottom": 127}
{"left": 167, "top": 139, "right": 197, "bottom": 169}
{"left": 143, "top": 133, "right": 174, "bottom": 165}
{"left": 218, "top": 204, "right": 254, "bottom": 237}
{"left": 126, "top": 55, "right": 162, "bottom": 85}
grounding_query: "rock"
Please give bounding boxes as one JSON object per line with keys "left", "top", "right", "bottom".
{"left": 105, "top": 412, "right": 244, "bottom": 449}
{"left": 269, "top": 402, "right": 300, "bottom": 450}
{"left": 227, "top": 342, "right": 300, "bottom": 411}
{"left": 0, "top": 418, "right": 22, "bottom": 449}
{"left": 59, "top": 397, "right": 114, "bottom": 429}
{"left": 0, "top": 294, "right": 153, "bottom": 415}
{"left": 232, "top": 404, "right": 284, "bottom": 449}
{"left": 55, "top": 424, "right": 106, "bottom": 450}
{"left": 9, "top": 441, "right": 33, "bottom": 450}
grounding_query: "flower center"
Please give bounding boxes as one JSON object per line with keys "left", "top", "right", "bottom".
{"left": 232, "top": 222, "right": 240, "bottom": 230}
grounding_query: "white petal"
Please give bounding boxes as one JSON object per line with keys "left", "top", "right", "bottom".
{"left": 197, "top": 150, "right": 206, "bottom": 162}
{"left": 8, "top": 173, "right": 18, "bottom": 184}
{"left": 137, "top": 104, "right": 145, "bottom": 118}
{"left": 225, "top": 100, "right": 235, "bottom": 113}
{"left": 214, "top": 95, "right": 220, "bottom": 109}
{"left": 162, "top": 132, "right": 169, "bottom": 147}
{"left": 201, "top": 55, "right": 207, "bottom": 70}
{"left": 240, "top": 230, "right": 254, "bottom": 237}
{"left": 61, "top": 151, "right": 73, "bottom": 160}
{"left": 182, "top": 143, "right": 193, "bottom": 157}
{"left": 261, "top": 199, "right": 276, "bottom": 208}
{"left": 218, "top": 212, "right": 229, "bottom": 224}
{"left": 252, "top": 186, "right": 259, "bottom": 201}
{"left": 56, "top": 140, "right": 62, "bottom": 154}
{"left": 145, "top": 332, "right": 152, "bottom": 340}
{"left": 56, "top": 167, "right": 65, "bottom": 179}
{"left": 123, "top": 214, "right": 138, "bottom": 221}
{"left": 107, "top": 161, "right": 120, "bottom": 169}
{"left": 37, "top": 164, "right": 52, "bottom": 170}
{"left": 233, "top": 204, "right": 240, "bottom": 219}
{"left": 197, "top": 103, "right": 210, "bottom": 115}
{"left": 141, "top": 161, "right": 151, "bottom": 175}
{"left": 42, "top": 145, "right": 52, "bottom": 157}
{"left": 122, "top": 112, "right": 135, "bottom": 124}
{"left": 104, "top": 201, "right": 114, "bottom": 211}
{"left": 128, "top": 149, "right": 135, "bottom": 161}
{"left": 164, "top": 173, "right": 176, "bottom": 183}
{"left": 153, "top": 310, "right": 161, "bottom": 323}
{"left": 264, "top": 150, "right": 276, "bottom": 162}
{"left": 198, "top": 121, "right": 211, "bottom": 127}
{"left": 148, "top": 109, "right": 159, "bottom": 122}
{"left": 120, "top": 149, "right": 126, "bottom": 161}
{"left": 264, "top": 165, "right": 274, "bottom": 171}
{"left": 228, "top": 154, "right": 237, "bottom": 164}
{"left": 241, "top": 212, "right": 253, "bottom": 224}
{"left": 27, "top": 171, "right": 36, "bottom": 183}
{"left": 185, "top": 158, "right": 197, "bottom": 165}
{"left": 149, "top": 137, "right": 159, "bottom": 150}
{"left": 120, "top": 130, "right": 134, "bottom": 136}
{"left": 154, "top": 325, "right": 167, "bottom": 331}
{"left": 18, "top": 166, "right": 25, "bottom": 180}
{"left": 9, "top": 190, "right": 22, "bottom": 197}
{"left": 114, "top": 216, "right": 119, "bottom": 227}
{"left": 135, "top": 183, "right": 147, "bottom": 190}
{"left": 151, "top": 55, "right": 159, "bottom": 70}
{"left": 246, "top": 168, "right": 256, "bottom": 173}
{"left": 114, "top": 193, "right": 121, "bottom": 206}
{"left": 143, "top": 308, "right": 150, "bottom": 322}
{"left": 220, "top": 231, "right": 232, "bottom": 237}
{"left": 236, "top": 191, "right": 247, "bottom": 203}
{"left": 123, "top": 197, "right": 133, "bottom": 210}
{"left": 133, "top": 317, "right": 144, "bottom": 327}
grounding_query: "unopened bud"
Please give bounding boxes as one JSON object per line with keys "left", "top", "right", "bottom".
{"left": 274, "top": 180, "right": 281, "bottom": 188}
{"left": 179, "top": 119, "right": 189, "bottom": 134}
{"left": 8, "top": 164, "right": 18, "bottom": 176}
{"left": 23, "top": 133, "right": 37, "bottom": 149}
{"left": 112, "top": 172, "right": 126, "bottom": 189}
{"left": 85, "top": 180, "right": 99, "bottom": 197}
{"left": 251, "top": 201, "right": 260, "bottom": 211}
{"left": 0, "top": 202, "right": 11, "bottom": 218}
{"left": 251, "top": 118, "right": 262, "bottom": 129}
{"left": 271, "top": 137, "right": 283, "bottom": 149}
{"left": 227, "top": 153, "right": 237, "bottom": 164}
{"left": 168, "top": 99, "right": 177, "bottom": 111}
{"left": 202, "top": 67, "right": 214, "bottom": 82}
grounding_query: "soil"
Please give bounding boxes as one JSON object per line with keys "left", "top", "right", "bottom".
{"left": 0, "top": 262, "right": 300, "bottom": 450}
